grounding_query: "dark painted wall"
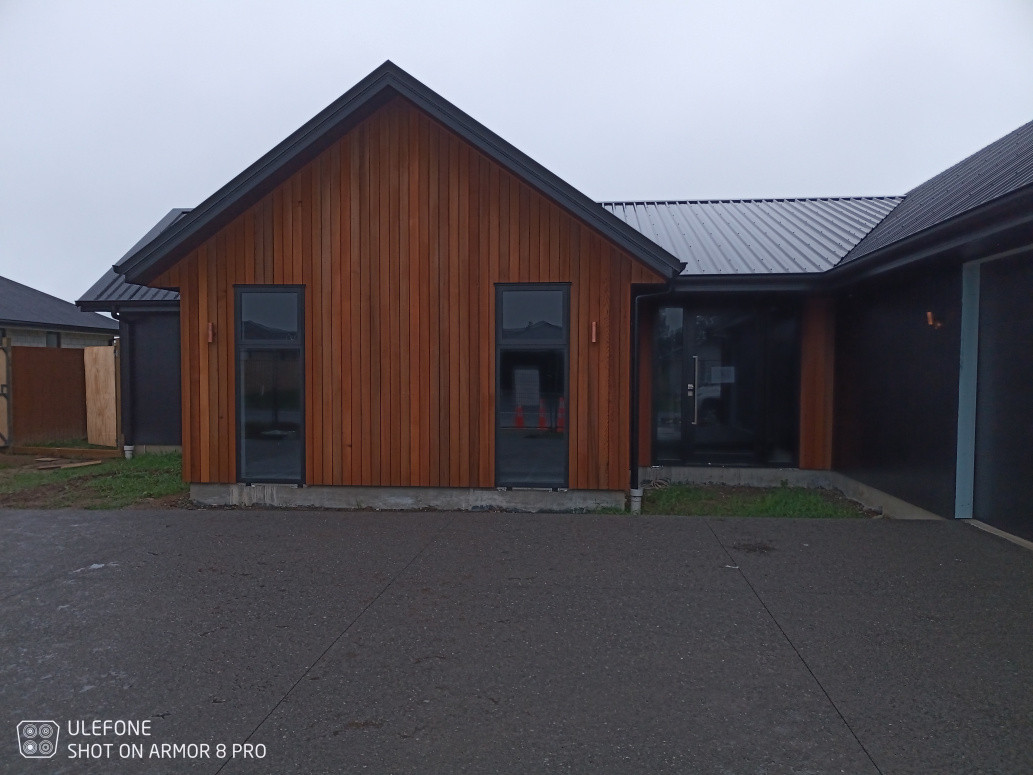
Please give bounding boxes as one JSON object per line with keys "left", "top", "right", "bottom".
{"left": 124, "top": 312, "right": 181, "bottom": 446}
{"left": 975, "top": 252, "right": 1033, "bottom": 539}
{"left": 833, "top": 266, "right": 961, "bottom": 516}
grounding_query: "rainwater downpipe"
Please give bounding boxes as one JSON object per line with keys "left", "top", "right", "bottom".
{"left": 630, "top": 285, "right": 677, "bottom": 513}
{"left": 112, "top": 310, "right": 135, "bottom": 460}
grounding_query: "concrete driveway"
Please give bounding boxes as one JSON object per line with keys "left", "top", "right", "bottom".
{"left": 1, "top": 509, "right": 1031, "bottom": 774}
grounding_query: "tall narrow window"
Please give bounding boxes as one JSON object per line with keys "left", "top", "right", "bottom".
{"left": 496, "top": 285, "right": 569, "bottom": 487}
{"left": 236, "top": 286, "right": 304, "bottom": 483}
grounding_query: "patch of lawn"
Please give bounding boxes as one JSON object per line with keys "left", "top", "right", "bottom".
{"left": 0, "top": 453, "right": 187, "bottom": 509}
{"left": 642, "top": 482, "right": 867, "bottom": 518}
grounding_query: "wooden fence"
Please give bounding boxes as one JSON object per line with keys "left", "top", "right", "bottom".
{"left": 0, "top": 346, "right": 9, "bottom": 445}
{"left": 3, "top": 344, "right": 117, "bottom": 447}
{"left": 85, "top": 345, "right": 118, "bottom": 447}
{"left": 8, "top": 346, "right": 88, "bottom": 444}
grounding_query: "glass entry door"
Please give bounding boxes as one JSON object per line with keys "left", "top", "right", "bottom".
{"left": 653, "top": 304, "right": 798, "bottom": 466}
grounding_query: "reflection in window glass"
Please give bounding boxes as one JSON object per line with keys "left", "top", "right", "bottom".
{"left": 496, "top": 349, "right": 566, "bottom": 487}
{"left": 240, "top": 292, "right": 299, "bottom": 341}
{"left": 651, "top": 304, "right": 800, "bottom": 466}
{"left": 500, "top": 290, "right": 564, "bottom": 342}
{"left": 236, "top": 286, "right": 303, "bottom": 483}
{"left": 239, "top": 349, "right": 302, "bottom": 481}
{"left": 496, "top": 285, "right": 569, "bottom": 488}
{"left": 653, "top": 308, "right": 684, "bottom": 450}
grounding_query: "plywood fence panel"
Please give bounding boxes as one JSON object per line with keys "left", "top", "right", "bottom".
{"left": 85, "top": 345, "right": 118, "bottom": 447}
{"left": 152, "top": 96, "right": 665, "bottom": 490}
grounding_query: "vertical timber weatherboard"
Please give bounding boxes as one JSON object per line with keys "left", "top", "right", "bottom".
{"left": 148, "top": 96, "right": 665, "bottom": 490}
{"left": 799, "top": 296, "right": 835, "bottom": 470}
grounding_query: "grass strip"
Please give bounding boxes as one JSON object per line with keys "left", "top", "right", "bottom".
{"left": 642, "top": 482, "right": 866, "bottom": 518}
{"left": 0, "top": 453, "right": 186, "bottom": 509}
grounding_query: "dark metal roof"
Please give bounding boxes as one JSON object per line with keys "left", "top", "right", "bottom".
{"left": 844, "top": 119, "right": 1033, "bottom": 264}
{"left": 602, "top": 197, "right": 901, "bottom": 276}
{"left": 77, "top": 268, "right": 181, "bottom": 310}
{"left": 0, "top": 274, "right": 118, "bottom": 333}
{"left": 118, "top": 61, "right": 684, "bottom": 284}
{"left": 78, "top": 209, "right": 188, "bottom": 310}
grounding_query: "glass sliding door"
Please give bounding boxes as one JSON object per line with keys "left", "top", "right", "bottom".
{"left": 688, "top": 310, "right": 760, "bottom": 461}
{"left": 496, "top": 285, "right": 569, "bottom": 487}
{"left": 236, "top": 286, "right": 304, "bottom": 483}
{"left": 653, "top": 307, "right": 686, "bottom": 462}
{"left": 652, "top": 303, "right": 799, "bottom": 466}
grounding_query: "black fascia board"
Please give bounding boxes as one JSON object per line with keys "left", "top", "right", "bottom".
{"left": 121, "top": 61, "right": 683, "bottom": 285}
{"left": 822, "top": 183, "right": 1033, "bottom": 288}
{"left": 671, "top": 273, "right": 820, "bottom": 294}
{"left": 77, "top": 298, "right": 180, "bottom": 314}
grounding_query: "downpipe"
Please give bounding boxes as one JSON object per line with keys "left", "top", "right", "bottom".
{"left": 629, "top": 285, "right": 677, "bottom": 512}
{"left": 629, "top": 487, "right": 644, "bottom": 514}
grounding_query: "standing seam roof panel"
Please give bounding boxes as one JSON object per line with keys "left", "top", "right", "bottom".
{"left": 601, "top": 198, "right": 902, "bottom": 276}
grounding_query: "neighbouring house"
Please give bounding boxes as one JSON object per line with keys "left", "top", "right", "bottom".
{"left": 1, "top": 274, "right": 118, "bottom": 348}
{"left": 0, "top": 275, "right": 119, "bottom": 446}
{"left": 82, "top": 62, "right": 1033, "bottom": 539}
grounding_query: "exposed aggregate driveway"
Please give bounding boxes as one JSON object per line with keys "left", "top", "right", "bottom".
{"left": 1, "top": 509, "right": 1032, "bottom": 774}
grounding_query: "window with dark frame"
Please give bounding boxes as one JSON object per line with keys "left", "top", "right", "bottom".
{"left": 495, "top": 284, "right": 570, "bottom": 488}
{"left": 235, "top": 286, "right": 304, "bottom": 484}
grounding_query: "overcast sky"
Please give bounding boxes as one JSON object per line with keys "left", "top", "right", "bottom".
{"left": 2, "top": 0, "right": 1033, "bottom": 305}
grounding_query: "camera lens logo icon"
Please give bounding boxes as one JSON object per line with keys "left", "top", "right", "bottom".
{"left": 17, "top": 721, "right": 59, "bottom": 759}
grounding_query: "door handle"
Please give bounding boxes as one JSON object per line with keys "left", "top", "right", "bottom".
{"left": 691, "top": 355, "right": 700, "bottom": 425}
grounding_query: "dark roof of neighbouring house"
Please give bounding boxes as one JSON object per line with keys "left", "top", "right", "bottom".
{"left": 78, "top": 209, "right": 188, "bottom": 310}
{"left": 116, "top": 61, "right": 684, "bottom": 285}
{"left": 843, "top": 119, "right": 1033, "bottom": 265}
{"left": 602, "top": 197, "right": 901, "bottom": 276}
{"left": 0, "top": 274, "right": 119, "bottom": 333}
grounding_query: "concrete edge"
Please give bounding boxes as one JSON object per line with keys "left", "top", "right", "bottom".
{"left": 134, "top": 445, "right": 182, "bottom": 455}
{"left": 191, "top": 483, "right": 625, "bottom": 512}
{"left": 966, "top": 520, "right": 1033, "bottom": 552}
{"left": 639, "top": 466, "right": 944, "bottom": 520}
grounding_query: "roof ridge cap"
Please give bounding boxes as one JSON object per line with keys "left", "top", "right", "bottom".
{"left": 600, "top": 195, "right": 904, "bottom": 206}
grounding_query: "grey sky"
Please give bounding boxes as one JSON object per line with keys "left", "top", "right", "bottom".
{"left": 2, "top": 0, "right": 1032, "bottom": 305}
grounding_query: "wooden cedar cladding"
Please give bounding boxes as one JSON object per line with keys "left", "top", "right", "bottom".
{"left": 152, "top": 96, "right": 664, "bottom": 490}
{"left": 798, "top": 296, "right": 835, "bottom": 469}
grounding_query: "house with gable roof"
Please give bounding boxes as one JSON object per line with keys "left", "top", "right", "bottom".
{"left": 1, "top": 274, "right": 117, "bottom": 348}
{"left": 80, "top": 62, "right": 1033, "bottom": 539}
